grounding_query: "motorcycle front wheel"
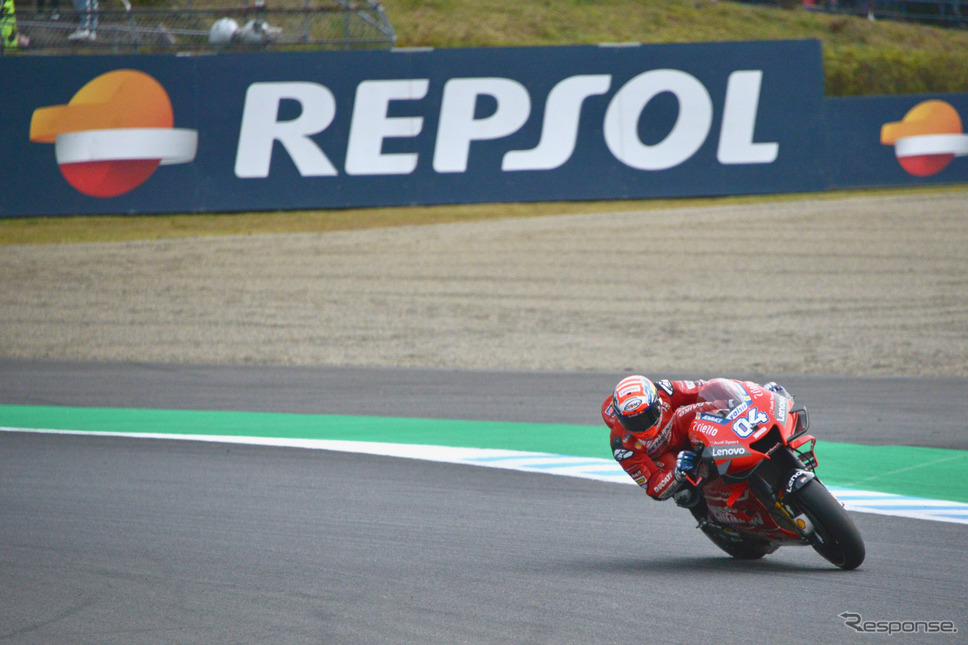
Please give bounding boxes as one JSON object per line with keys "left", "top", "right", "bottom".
{"left": 789, "top": 479, "right": 866, "bottom": 570}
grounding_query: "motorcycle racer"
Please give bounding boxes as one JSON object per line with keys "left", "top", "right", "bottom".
{"left": 602, "top": 375, "right": 788, "bottom": 502}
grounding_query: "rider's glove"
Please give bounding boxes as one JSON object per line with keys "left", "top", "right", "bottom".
{"left": 674, "top": 450, "right": 699, "bottom": 483}
{"left": 764, "top": 381, "right": 788, "bottom": 396}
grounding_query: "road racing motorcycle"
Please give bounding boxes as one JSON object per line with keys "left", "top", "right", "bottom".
{"left": 676, "top": 378, "right": 865, "bottom": 570}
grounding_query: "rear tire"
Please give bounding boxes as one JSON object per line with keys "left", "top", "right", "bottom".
{"left": 789, "top": 479, "right": 865, "bottom": 570}
{"left": 699, "top": 525, "right": 771, "bottom": 560}
{"left": 689, "top": 503, "right": 773, "bottom": 560}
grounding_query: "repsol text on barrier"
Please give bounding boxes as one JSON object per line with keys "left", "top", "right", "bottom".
{"left": 1, "top": 41, "right": 826, "bottom": 216}
{"left": 234, "top": 70, "right": 780, "bottom": 179}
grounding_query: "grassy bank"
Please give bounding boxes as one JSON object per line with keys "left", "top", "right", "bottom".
{"left": 380, "top": 0, "right": 968, "bottom": 96}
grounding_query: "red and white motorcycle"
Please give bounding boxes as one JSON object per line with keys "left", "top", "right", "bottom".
{"left": 678, "top": 378, "right": 865, "bottom": 570}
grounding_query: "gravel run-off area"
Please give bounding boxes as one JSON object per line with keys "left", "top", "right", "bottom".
{"left": 1, "top": 191, "right": 966, "bottom": 378}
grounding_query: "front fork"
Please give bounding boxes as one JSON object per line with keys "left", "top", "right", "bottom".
{"left": 772, "top": 478, "right": 817, "bottom": 537}
{"left": 748, "top": 453, "right": 819, "bottom": 539}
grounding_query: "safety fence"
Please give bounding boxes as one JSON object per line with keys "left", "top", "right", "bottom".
{"left": 2, "top": 0, "right": 395, "bottom": 55}
{"left": 738, "top": 1, "right": 967, "bottom": 27}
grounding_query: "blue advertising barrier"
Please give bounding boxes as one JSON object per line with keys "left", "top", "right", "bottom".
{"left": 825, "top": 93, "right": 968, "bottom": 189}
{"left": 0, "top": 40, "right": 826, "bottom": 216}
{"left": 1, "top": 40, "right": 965, "bottom": 217}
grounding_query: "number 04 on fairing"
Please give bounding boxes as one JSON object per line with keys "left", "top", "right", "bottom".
{"left": 678, "top": 379, "right": 865, "bottom": 570}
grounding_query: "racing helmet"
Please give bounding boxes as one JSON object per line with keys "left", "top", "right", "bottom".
{"left": 209, "top": 17, "right": 239, "bottom": 44}
{"left": 612, "top": 375, "right": 664, "bottom": 438}
{"left": 239, "top": 20, "right": 266, "bottom": 44}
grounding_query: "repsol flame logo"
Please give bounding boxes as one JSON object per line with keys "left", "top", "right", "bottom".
{"left": 881, "top": 100, "right": 968, "bottom": 177}
{"left": 29, "top": 70, "right": 198, "bottom": 197}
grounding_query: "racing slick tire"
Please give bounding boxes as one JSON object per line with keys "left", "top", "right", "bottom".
{"left": 689, "top": 504, "right": 774, "bottom": 560}
{"left": 789, "top": 479, "right": 866, "bottom": 570}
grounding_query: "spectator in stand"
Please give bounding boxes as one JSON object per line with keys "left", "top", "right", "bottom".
{"left": 941, "top": 1, "right": 964, "bottom": 25}
{"left": 37, "top": 0, "right": 59, "bottom": 20}
{"left": 67, "top": 0, "right": 95, "bottom": 41}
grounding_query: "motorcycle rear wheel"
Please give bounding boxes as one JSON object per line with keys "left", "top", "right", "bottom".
{"left": 689, "top": 505, "right": 773, "bottom": 560}
{"left": 789, "top": 479, "right": 866, "bottom": 570}
{"left": 699, "top": 525, "right": 772, "bottom": 560}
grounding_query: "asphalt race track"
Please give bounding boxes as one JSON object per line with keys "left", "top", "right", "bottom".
{"left": 1, "top": 361, "right": 966, "bottom": 643}
{"left": 4, "top": 359, "right": 968, "bottom": 447}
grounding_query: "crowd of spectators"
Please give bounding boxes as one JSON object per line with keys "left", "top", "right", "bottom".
{"left": 747, "top": 0, "right": 966, "bottom": 25}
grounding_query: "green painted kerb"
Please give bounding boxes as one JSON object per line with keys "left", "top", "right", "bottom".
{"left": 0, "top": 404, "right": 607, "bottom": 454}
{"left": 2, "top": 404, "right": 966, "bottom": 504}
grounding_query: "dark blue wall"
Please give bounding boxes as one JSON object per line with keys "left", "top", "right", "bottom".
{"left": 1, "top": 40, "right": 964, "bottom": 217}
{"left": 825, "top": 94, "right": 968, "bottom": 188}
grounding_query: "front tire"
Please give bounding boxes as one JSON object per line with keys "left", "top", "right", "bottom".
{"left": 789, "top": 479, "right": 865, "bottom": 570}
